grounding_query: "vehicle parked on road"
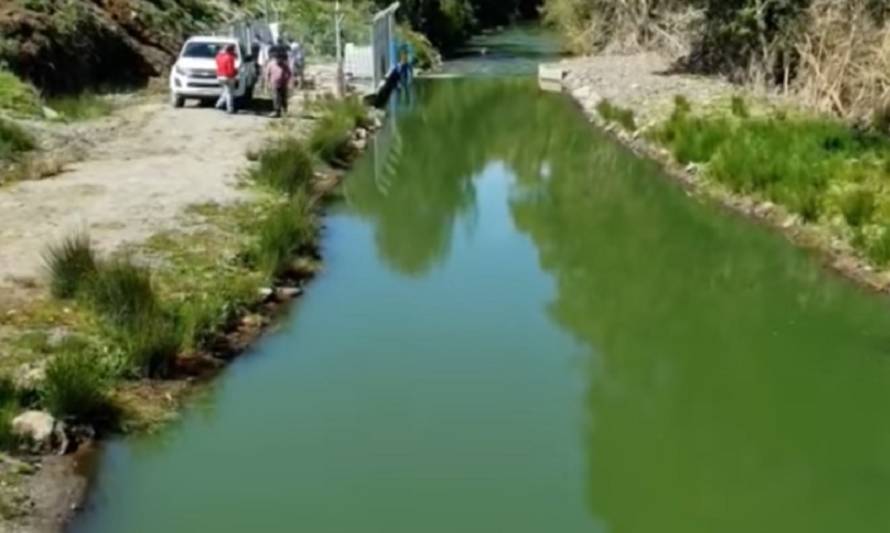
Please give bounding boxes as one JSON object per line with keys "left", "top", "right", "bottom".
{"left": 169, "top": 36, "right": 259, "bottom": 109}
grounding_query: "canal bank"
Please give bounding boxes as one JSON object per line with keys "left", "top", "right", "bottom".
{"left": 544, "top": 53, "right": 890, "bottom": 293}
{"left": 66, "top": 31, "right": 890, "bottom": 533}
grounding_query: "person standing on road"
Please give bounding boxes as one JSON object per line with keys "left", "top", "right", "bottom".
{"left": 215, "top": 44, "right": 238, "bottom": 114}
{"left": 289, "top": 40, "right": 305, "bottom": 90}
{"left": 265, "top": 54, "right": 292, "bottom": 118}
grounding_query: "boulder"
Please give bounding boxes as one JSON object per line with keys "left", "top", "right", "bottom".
{"left": 275, "top": 287, "right": 302, "bottom": 300}
{"left": 11, "top": 411, "right": 56, "bottom": 448}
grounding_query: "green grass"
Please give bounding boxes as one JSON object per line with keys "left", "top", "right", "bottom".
{"left": 250, "top": 196, "right": 316, "bottom": 278}
{"left": 0, "top": 375, "right": 18, "bottom": 449}
{"left": 116, "top": 312, "right": 183, "bottom": 378}
{"left": 43, "top": 231, "right": 97, "bottom": 299}
{"left": 85, "top": 259, "right": 158, "bottom": 327}
{"left": 730, "top": 95, "right": 749, "bottom": 118}
{"left": 595, "top": 99, "right": 637, "bottom": 132}
{"left": 42, "top": 340, "right": 110, "bottom": 422}
{"left": 0, "top": 69, "right": 41, "bottom": 116}
{"left": 249, "top": 137, "right": 314, "bottom": 196}
{"left": 839, "top": 188, "right": 876, "bottom": 227}
{"left": 309, "top": 112, "right": 356, "bottom": 167}
{"left": 0, "top": 118, "right": 35, "bottom": 161}
{"left": 45, "top": 93, "right": 114, "bottom": 121}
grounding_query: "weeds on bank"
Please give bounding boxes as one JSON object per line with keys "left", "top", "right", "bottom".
{"left": 249, "top": 195, "right": 317, "bottom": 278}
{"left": 45, "top": 93, "right": 114, "bottom": 122}
{"left": 43, "top": 231, "right": 97, "bottom": 299}
{"left": 0, "top": 119, "right": 35, "bottom": 161}
{"left": 654, "top": 95, "right": 890, "bottom": 259}
{"left": 43, "top": 340, "right": 110, "bottom": 422}
{"left": 309, "top": 96, "right": 369, "bottom": 166}
{"left": 249, "top": 137, "right": 314, "bottom": 196}
{"left": 0, "top": 376, "right": 19, "bottom": 449}
{"left": 596, "top": 99, "right": 636, "bottom": 132}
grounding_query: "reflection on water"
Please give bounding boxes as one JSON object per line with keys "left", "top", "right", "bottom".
{"left": 71, "top": 67, "right": 890, "bottom": 533}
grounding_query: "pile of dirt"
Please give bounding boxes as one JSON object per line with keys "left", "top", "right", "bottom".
{"left": 0, "top": 0, "right": 239, "bottom": 94}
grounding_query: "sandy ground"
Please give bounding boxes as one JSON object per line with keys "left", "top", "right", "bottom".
{"left": 0, "top": 103, "right": 267, "bottom": 297}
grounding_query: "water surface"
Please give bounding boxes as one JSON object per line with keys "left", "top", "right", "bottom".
{"left": 70, "top": 38, "right": 890, "bottom": 533}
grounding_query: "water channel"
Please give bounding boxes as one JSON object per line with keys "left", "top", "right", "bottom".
{"left": 69, "top": 30, "right": 890, "bottom": 533}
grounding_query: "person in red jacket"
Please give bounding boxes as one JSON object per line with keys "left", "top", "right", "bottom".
{"left": 215, "top": 44, "right": 238, "bottom": 114}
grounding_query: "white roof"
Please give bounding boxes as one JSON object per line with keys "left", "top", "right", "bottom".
{"left": 186, "top": 36, "right": 239, "bottom": 44}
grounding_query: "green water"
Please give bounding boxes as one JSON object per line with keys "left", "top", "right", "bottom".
{"left": 69, "top": 38, "right": 890, "bottom": 533}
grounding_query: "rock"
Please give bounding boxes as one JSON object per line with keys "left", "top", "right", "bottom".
{"left": 351, "top": 138, "right": 367, "bottom": 151}
{"left": 782, "top": 215, "right": 798, "bottom": 228}
{"left": 354, "top": 127, "right": 368, "bottom": 140}
{"left": 14, "top": 362, "right": 46, "bottom": 391}
{"left": 275, "top": 287, "right": 302, "bottom": 300}
{"left": 753, "top": 201, "right": 775, "bottom": 218}
{"left": 12, "top": 411, "right": 56, "bottom": 448}
{"left": 240, "top": 314, "right": 265, "bottom": 329}
{"left": 257, "top": 287, "right": 274, "bottom": 300}
{"left": 42, "top": 106, "right": 60, "bottom": 120}
{"left": 684, "top": 163, "right": 698, "bottom": 175}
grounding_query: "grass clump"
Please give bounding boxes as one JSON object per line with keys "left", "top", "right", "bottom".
{"left": 310, "top": 112, "right": 356, "bottom": 167}
{"left": 839, "top": 188, "right": 876, "bottom": 227}
{"left": 250, "top": 196, "right": 316, "bottom": 278}
{"left": 43, "top": 341, "right": 110, "bottom": 422}
{"left": 595, "top": 99, "right": 636, "bottom": 132}
{"left": 730, "top": 95, "right": 749, "bottom": 118}
{"left": 117, "top": 312, "right": 183, "bottom": 378}
{"left": 86, "top": 259, "right": 158, "bottom": 327}
{"left": 868, "top": 227, "right": 890, "bottom": 265}
{"left": 0, "top": 69, "right": 41, "bottom": 116}
{"left": 45, "top": 93, "right": 114, "bottom": 121}
{"left": 43, "top": 232, "right": 97, "bottom": 299}
{"left": 0, "top": 375, "right": 19, "bottom": 450}
{"left": 653, "top": 100, "right": 731, "bottom": 164}
{"left": 249, "top": 137, "right": 314, "bottom": 196}
{"left": 0, "top": 118, "right": 35, "bottom": 161}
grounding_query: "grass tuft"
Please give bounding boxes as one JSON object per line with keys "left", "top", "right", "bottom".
{"left": 0, "top": 69, "right": 41, "bottom": 116}
{"left": 86, "top": 259, "right": 158, "bottom": 327}
{"left": 46, "top": 93, "right": 114, "bottom": 121}
{"left": 0, "top": 119, "right": 35, "bottom": 161}
{"left": 250, "top": 196, "right": 316, "bottom": 278}
{"left": 596, "top": 99, "right": 636, "bottom": 132}
{"left": 839, "top": 188, "right": 876, "bottom": 227}
{"left": 43, "top": 341, "right": 110, "bottom": 422}
{"left": 43, "top": 231, "right": 97, "bottom": 299}
{"left": 249, "top": 137, "right": 314, "bottom": 196}
{"left": 117, "top": 312, "right": 183, "bottom": 378}
{"left": 309, "top": 112, "right": 357, "bottom": 167}
{"left": 730, "top": 95, "right": 750, "bottom": 118}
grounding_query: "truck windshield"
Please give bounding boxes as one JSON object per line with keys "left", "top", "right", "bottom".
{"left": 182, "top": 42, "right": 233, "bottom": 59}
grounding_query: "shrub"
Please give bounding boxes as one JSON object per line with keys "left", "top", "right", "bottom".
{"left": 45, "top": 93, "right": 114, "bottom": 121}
{"left": 0, "top": 69, "right": 41, "bottom": 116}
{"left": 250, "top": 196, "right": 316, "bottom": 277}
{"left": 43, "top": 231, "right": 97, "bottom": 299}
{"left": 839, "top": 188, "right": 876, "bottom": 227}
{"left": 249, "top": 137, "right": 314, "bottom": 196}
{"left": 596, "top": 99, "right": 637, "bottom": 131}
{"left": 0, "top": 118, "right": 35, "bottom": 160}
{"left": 0, "top": 404, "right": 16, "bottom": 450}
{"left": 43, "top": 343, "right": 109, "bottom": 422}
{"left": 86, "top": 259, "right": 158, "bottom": 327}
{"left": 309, "top": 113, "right": 356, "bottom": 166}
{"left": 730, "top": 95, "right": 749, "bottom": 118}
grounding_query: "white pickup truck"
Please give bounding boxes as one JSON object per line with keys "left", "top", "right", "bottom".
{"left": 169, "top": 36, "right": 259, "bottom": 109}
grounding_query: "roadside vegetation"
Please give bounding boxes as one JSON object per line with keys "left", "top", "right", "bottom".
{"left": 596, "top": 99, "right": 637, "bottom": 132}
{"left": 46, "top": 93, "right": 115, "bottom": 122}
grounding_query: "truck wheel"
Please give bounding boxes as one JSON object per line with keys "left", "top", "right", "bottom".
{"left": 171, "top": 94, "right": 184, "bottom": 108}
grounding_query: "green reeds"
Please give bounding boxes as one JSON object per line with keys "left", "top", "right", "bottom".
{"left": 250, "top": 195, "right": 316, "bottom": 278}
{"left": 595, "top": 99, "right": 637, "bottom": 132}
{"left": 249, "top": 137, "right": 314, "bottom": 196}
{"left": 43, "top": 231, "right": 97, "bottom": 299}
{"left": 43, "top": 341, "right": 110, "bottom": 422}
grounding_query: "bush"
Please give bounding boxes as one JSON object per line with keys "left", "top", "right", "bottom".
{"left": 46, "top": 93, "right": 114, "bottom": 121}
{"left": 249, "top": 137, "right": 314, "bottom": 196}
{"left": 250, "top": 196, "right": 316, "bottom": 277}
{"left": 86, "top": 259, "right": 158, "bottom": 327}
{"left": 596, "top": 99, "right": 637, "bottom": 131}
{"left": 0, "top": 118, "right": 35, "bottom": 160}
{"left": 309, "top": 113, "right": 356, "bottom": 167}
{"left": 0, "top": 69, "right": 41, "bottom": 116}
{"left": 43, "top": 343, "right": 109, "bottom": 422}
{"left": 43, "top": 231, "right": 97, "bottom": 299}
{"left": 839, "top": 188, "right": 876, "bottom": 227}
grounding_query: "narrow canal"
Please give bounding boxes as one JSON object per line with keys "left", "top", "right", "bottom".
{"left": 70, "top": 31, "right": 890, "bottom": 533}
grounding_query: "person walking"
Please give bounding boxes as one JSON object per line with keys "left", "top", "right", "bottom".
{"left": 215, "top": 44, "right": 238, "bottom": 114}
{"left": 265, "top": 54, "right": 292, "bottom": 118}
